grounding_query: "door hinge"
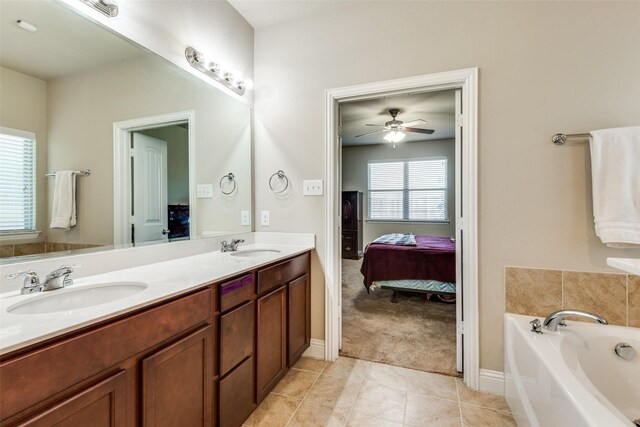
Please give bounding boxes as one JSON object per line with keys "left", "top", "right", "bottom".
{"left": 129, "top": 148, "right": 136, "bottom": 157}
{"left": 338, "top": 125, "right": 343, "bottom": 137}
{"left": 456, "top": 114, "right": 464, "bottom": 128}
{"left": 458, "top": 321, "right": 464, "bottom": 334}
{"left": 457, "top": 218, "right": 464, "bottom": 231}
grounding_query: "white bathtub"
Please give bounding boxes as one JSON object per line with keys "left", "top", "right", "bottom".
{"left": 505, "top": 313, "right": 640, "bottom": 427}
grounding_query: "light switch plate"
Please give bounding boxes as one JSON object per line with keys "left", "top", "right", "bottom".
{"left": 196, "top": 184, "right": 213, "bottom": 199}
{"left": 303, "top": 179, "right": 323, "bottom": 196}
{"left": 196, "top": 184, "right": 213, "bottom": 198}
{"left": 261, "top": 210, "right": 270, "bottom": 226}
{"left": 241, "top": 210, "right": 250, "bottom": 226}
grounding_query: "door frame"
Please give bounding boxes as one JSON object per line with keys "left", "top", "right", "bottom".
{"left": 113, "top": 111, "right": 195, "bottom": 245}
{"left": 324, "top": 68, "right": 479, "bottom": 388}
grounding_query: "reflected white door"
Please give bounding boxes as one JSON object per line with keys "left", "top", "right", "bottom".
{"left": 132, "top": 133, "right": 168, "bottom": 244}
{"left": 455, "top": 89, "right": 463, "bottom": 373}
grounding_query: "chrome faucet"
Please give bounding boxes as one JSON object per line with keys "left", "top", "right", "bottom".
{"left": 543, "top": 309, "right": 608, "bottom": 332}
{"left": 43, "top": 265, "right": 77, "bottom": 291}
{"left": 5, "top": 265, "right": 79, "bottom": 294}
{"left": 220, "top": 239, "right": 245, "bottom": 252}
{"left": 6, "top": 270, "right": 41, "bottom": 294}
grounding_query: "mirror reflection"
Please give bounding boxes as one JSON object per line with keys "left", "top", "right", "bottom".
{"left": 0, "top": 0, "right": 252, "bottom": 262}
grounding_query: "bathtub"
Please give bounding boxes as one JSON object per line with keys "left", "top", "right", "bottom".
{"left": 504, "top": 313, "right": 640, "bottom": 427}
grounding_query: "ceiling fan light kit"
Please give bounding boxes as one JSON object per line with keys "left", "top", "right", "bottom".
{"left": 355, "top": 108, "right": 435, "bottom": 145}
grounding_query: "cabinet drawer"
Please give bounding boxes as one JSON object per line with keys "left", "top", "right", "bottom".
{"left": 219, "top": 356, "right": 255, "bottom": 427}
{"left": 220, "top": 301, "right": 254, "bottom": 377}
{"left": 220, "top": 274, "right": 255, "bottom": 312}
{"left": 257, "top": 252, "right": 309, "bottom": 295}
{"left": 0, "top": 288, "right": 212, "bottom": 420}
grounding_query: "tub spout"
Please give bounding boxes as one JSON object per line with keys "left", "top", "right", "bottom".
{"left": 542, "top": 309, "right": 608, "bottom": 332}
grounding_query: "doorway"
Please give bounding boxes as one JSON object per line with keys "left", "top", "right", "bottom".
{"left": 113, "top": 111, "right": 195, "bottom": 246}
{"left": 339, "top": 90, "right": 460, "bottom": 377}
{"left": 325, "top": 68, "right": 479, "bottom": 388}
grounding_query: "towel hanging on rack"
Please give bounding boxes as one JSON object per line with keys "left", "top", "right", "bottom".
{"left": 590, "top": 126, "right": 640, "bottom": 248}
{"left": 50, "top": 170, "right": 77, "bottom": 229}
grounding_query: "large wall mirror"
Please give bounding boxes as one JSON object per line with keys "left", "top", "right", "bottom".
{"left": 0, "top": 0, "right": 252, "bottom": 263}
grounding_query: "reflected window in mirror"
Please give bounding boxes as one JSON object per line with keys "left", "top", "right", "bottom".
{"left": 0, "top": 128, "right": 37, "bottom": 234}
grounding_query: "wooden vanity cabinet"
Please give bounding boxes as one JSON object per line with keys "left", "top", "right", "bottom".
{"left": 255, "top": 252, "right": 311, "bottom": 403}
{"left": 0, "top": 287, "right": 214, "bottom": 427}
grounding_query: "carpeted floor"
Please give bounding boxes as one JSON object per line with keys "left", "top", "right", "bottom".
{"left": 340, "top": 258, "right": 461, "bottom": 377}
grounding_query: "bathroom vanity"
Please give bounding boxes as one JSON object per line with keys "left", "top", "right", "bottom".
{"left": 0, "top": 248, "right": 311, "bottom": 427}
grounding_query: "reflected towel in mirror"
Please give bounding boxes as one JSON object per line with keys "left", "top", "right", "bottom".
{"left": 50, "top": 170, "right": 77, "bottom": 229}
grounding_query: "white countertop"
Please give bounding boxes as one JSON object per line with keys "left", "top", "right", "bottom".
{"left": 0, "top": 242, "right": 313, "bottom": 356}
{"left": 607, "top": 257, "right": 640, "bottom": 276}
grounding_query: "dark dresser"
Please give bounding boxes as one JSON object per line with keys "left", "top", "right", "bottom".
{"left": 341, "top": 191, "right": 363, "bottom": 259}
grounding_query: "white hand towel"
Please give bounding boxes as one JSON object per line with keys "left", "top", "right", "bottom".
{"left": 590, "top": 126, "right": 640, "bottom": 248}
{"left": 50, "top": 170, "right": 77, "bottom": 229}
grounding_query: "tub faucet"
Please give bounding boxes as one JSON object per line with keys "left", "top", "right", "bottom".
{"left": 543, "top": 309, "right": 608, "bottom": 332}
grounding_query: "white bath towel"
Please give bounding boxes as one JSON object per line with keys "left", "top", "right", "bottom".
{"left": 590, "top": 126, "right": 640, "bottom": 248}
{"left": 50, "top": 170, "right": 77, "bottom": 229}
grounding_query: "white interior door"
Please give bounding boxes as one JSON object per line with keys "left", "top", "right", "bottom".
{"left": 455, "top": 89, "right": 464, "bottom": 373}
{"left": 132, "top": 133, "right": 168, "bottom": 244}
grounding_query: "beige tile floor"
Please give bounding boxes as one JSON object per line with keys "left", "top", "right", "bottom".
{"left": 243, "top": 357, "right": 516, "bottom": 427}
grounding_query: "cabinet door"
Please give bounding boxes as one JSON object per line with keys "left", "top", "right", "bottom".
{"left": 142, "top": 325, "right": 212, "bottom": 427}
{"left": 256, "top": 286, "right": 287, "bottom": 402}
{"left": 288, "top": 274, "right": 310, "bottom": 365}
{"left": 17, "top": 370, "right": 126, "bottom": 427}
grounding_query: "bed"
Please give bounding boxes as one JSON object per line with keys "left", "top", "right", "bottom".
{"left": 360, "top": 235, "right": 456, "bottom": 302}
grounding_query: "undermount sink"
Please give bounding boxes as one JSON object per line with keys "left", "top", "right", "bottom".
{"left": 7, "top": 282, "right": 148, "bottom": 315}
{"left": 230, "top": 249, "right": 281, "bottom": 258}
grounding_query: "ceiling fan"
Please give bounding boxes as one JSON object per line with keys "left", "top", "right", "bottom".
{"left": 355, "top": 108, "right": 435, "bottom": 143}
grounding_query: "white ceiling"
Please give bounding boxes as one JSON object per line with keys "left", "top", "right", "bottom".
{"left": 341, "top": 90, "right": 456, "bottom": 147}
{"left": 227, "top": 0, "right": 356, "bottom": 29}
{"left": 0, "top": 0, "right": 143, "bottom": 81}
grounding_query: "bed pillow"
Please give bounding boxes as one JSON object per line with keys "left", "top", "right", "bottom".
{"left": 372, "top": 233, "right": 417, "bottom": 246}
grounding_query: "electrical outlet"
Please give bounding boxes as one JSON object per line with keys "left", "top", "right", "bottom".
{"left": 240, "top": 210, "right": 250, "bottom": 226}
{"left": 303, "top": 179, "right": 323, "bottom": 196}
{"left": 261, "top": 210, "right": 270, "bottom": 226}
{"left": 196, "top": 184, "right": 213, "bottom": 198}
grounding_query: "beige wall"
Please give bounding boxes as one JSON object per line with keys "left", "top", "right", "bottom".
{"left": 46, "top": 54, "right": 251, "bottom": 245}
{"left": 139, "top": 126, "right": 190, "bottom": 205}
{"left": 253, "top": 2, "right": 640, "bottom": 371}
{"left": 0, "top": 67, "right": 47, "bottom": 243}
{"left": 342, "top": 140, "right": 455, "bottom": 244}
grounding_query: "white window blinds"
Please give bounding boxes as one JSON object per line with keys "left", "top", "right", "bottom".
{"left": 0, "top": 129, "right": 36, "bottom": 232}
{"left": 368, "top": 157, "right": 447, "bottom": 222}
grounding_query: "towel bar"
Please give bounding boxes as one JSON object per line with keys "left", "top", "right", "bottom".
{"left": 552, "top": 133, "right": 590, "bottom": 145}
{"left": 45, "top": 169, "right": 91, "bottom": 177}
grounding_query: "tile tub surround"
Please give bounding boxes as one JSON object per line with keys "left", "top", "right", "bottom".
{"left": 505, "top": 267, "right": 639, "bottom": 327}
{"left": 243, "top": 356, "right": 516, "bottom": 427}
{"left": 0, "top": 242, "right": 105, "bottom": 259}
{"left": 0, "top": 232, "right": 314, "bottom": 355}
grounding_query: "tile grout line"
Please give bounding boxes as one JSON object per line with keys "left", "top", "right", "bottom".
{"left": 455, "top": 378, "right": 464, "bottom": 427}
{"left": 284, "top": 361, "right": 328, "bottom": 427}
{"left": 343, "top": 362, "right": 376, "bottom": 426}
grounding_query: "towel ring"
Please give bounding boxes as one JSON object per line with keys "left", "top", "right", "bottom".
{"left": 269, "top": 170, "right": 289, "bottom": 193}
{"left": 219, "top": 172, "right": 236, "bottom": 195}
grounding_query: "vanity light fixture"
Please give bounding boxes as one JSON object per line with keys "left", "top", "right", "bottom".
{"left": 79, "top": 0, "right": 119, "bottom": 17}
{"left": 185, "top": 47, "right": 246, "bottom": 96}
{"left": 16, "top": 20, "right": 38, "bottom": 33}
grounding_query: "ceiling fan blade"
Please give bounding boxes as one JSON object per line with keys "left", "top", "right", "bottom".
{"left": 365, "top": 124, "right": 384, "bottom": 127}
{"left": 404, "top": 127, "right": 435, "bottom": 135}
{"left": 355, "top": 129, "right": 385, "bottom": 138}
{"left": 401, "top": 119, "right": 428, "bottom": 127}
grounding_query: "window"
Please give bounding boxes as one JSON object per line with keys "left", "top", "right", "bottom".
{"left": 368, "top": 157, "right": 448, "bottom": 222}
{"left": 0, "top": 128, "right": 36, "bottom": 232}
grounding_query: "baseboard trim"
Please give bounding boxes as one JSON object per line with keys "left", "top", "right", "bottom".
{"left": 302, "top": 339, "right": 325, "bottom": 360}
{"left": 479, "top": 369, "right": 504, "bottom": 396}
